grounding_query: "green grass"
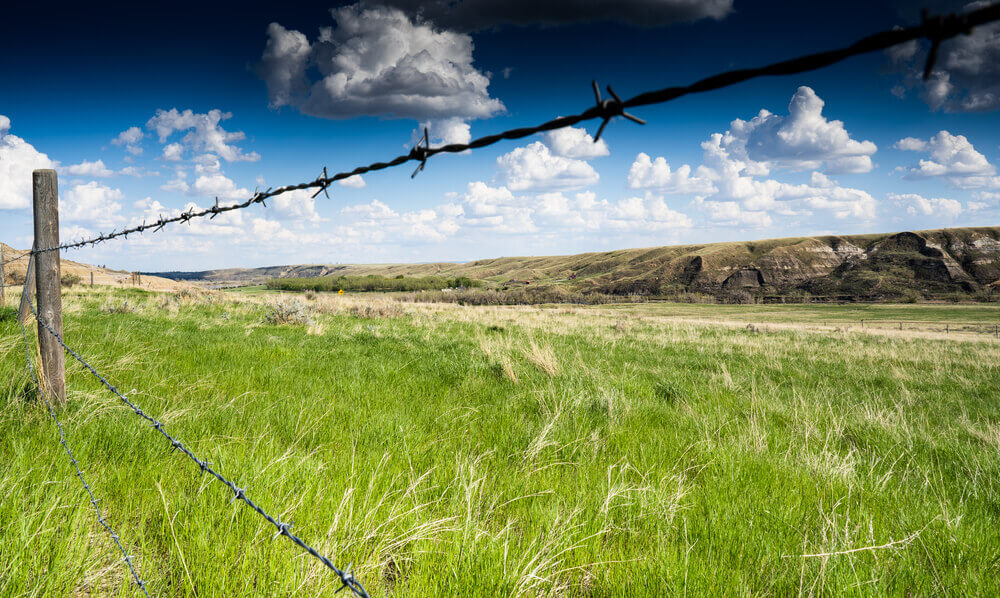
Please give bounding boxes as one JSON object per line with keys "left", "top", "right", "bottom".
{"left": 2, "top": 287, "right": 999, "bottom": 596}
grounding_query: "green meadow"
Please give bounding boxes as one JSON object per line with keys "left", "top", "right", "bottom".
{"left": 2, "top": 287, "right": 999, "bottom": 596}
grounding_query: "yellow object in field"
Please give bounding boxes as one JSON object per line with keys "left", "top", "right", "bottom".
{"left": 338, "top": 289, "right": 344, "bottom": 295}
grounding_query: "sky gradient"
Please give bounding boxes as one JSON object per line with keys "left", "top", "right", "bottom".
{"left": 1, "top": 0, "right": 998, "bottom": 271}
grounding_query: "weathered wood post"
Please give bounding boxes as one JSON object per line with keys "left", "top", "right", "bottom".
{"left": 17, "top": 248, "right": 36, "bottom": 325}
{"left": 0, "top": 246, "right": 5, "bottom": 308}
{"left": 90, "top": 271, "right": 94, "bottom": 287}
{"left": 32, "top": 169, "right": 66, "bottom": 403}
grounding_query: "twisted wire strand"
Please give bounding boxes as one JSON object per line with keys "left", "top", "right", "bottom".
{"left": 25, "top": 2, "right": 1000, "bottom": 257}
{"left": 18, "top": 293, "right": 150, "bottom": 596}
{"left": 27, "top": 304, "right": 369, "bottom": 598}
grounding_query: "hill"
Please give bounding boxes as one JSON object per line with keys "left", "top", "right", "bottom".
{"left": 149, "top": 226, "right": 1000, "bottom": 301}
{"left": 1, "top": 243, "right": 194, "bottom": 292}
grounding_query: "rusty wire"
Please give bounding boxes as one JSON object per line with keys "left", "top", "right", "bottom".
{"left": 23, "top": 2, "right": 999, "bottom": 257}
{"left": 18, "top": 282, "right": 150, "bottom": 596}
{"left": 27, "top": 304, "right": 369, "bottom": 598}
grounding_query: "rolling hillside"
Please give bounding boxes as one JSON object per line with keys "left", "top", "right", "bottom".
{"left": 151, "top": 226, "right": 1000, "bottom": 300}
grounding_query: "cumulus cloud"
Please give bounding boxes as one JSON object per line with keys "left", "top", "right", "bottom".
{"left": 544, "top": 126, "right": 609, "bottom": 159}
{"left": 724, "top": 86, "right": 877, "bottom": 173}
{"left": 62, "top": 182, "right": 124, "bottom": 226}
{"left": 341, "top": 199, "right": 462, "bottom": 241}
{"left": 627, "top": 152, "right": 716, "bottom": 193}
{"left": 270, "top": 189, "right": 322, "bottom": 222}
{"left": 888, "top": 3, "right": 1000, "bottom": 112}
{"left": 625, "top": 88, "right": 882, "bottom": 227}
{"left": 111, "top": 126, "right": 144, "bottom": 155}
{"left": 371, "top": 0, "right": 733, "bottom": 31}
{"left": 0, "top": 115, "right": 57, "bottom": 210}
{"left": 694, "top": 198, "right": 773, "bottom": 227}
{"left": 895, "top": 130, "right": 996, "bottom": 187}
{"left": 257, "top": 5, "right": 504, "bottom": 124}
{"left": 496, "top": 141, "right": 599, "bottom": 190}
{"left": 418, "top": 117, "right": 473, "bottom": 146}
{"left": 628, "top": 107, "right": 878, "bottom": 228}
{"left": 146, "top": 109, "right": 260, "bottom": 162}
{"left": 64, "top": 159, "right": 115, "bottom": 177}
{"left": 338, "top": 174, "right": 367, "bottom": 188}
{"left": 442, "top": 181, "right": 692, "bottom": 234}
{"left": 888, "top": 192, "right": 964, "bottom": 218}
{"left": 191, "top": 173, "right": 251, "bottom": 201}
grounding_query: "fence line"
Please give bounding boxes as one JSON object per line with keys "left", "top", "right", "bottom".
{"left": 26, "top": 301, "right": 369, "bottom": 598}
{"left": 21, "top": 2, "right": 1000, "bottom": 258}
{"left": 18, "top": 279, "right": 150, "bottom": 596}
{"left": 8, "top": 4, "right": 1000, "bottom": 595}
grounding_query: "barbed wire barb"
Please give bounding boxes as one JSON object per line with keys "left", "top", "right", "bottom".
{"left": 410, "top": 127, "right": 430, "bottom": 178}
{"left": 312, "top": 167, "right": 332, "bottom": 199}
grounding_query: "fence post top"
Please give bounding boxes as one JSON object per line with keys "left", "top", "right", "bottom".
{"left": 33, "top": 168, "right": 57, "bottom": 175}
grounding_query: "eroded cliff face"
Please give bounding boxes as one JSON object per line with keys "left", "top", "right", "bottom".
{"left": 589, "top": 228, "right": 1000, "bottom": 298}
{"left": 700, "top": 229, "right": 1000, "bottom": 297}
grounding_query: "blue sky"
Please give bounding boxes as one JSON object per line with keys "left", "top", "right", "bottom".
{"left": 1, "top": 0, "right": 998, "bottom": 271}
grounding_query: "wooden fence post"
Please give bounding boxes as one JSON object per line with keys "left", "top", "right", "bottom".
{"left": 90, "top": 271, "right": 94, "bottom": 287}
{"left": 18, "top": 247, "right": 36, "bottom": 325}
{"left": 32, "top": 169, "right": 66, "bottom": 403}
{"left": 0, "top": 246, "right": 5, "bottom": 308}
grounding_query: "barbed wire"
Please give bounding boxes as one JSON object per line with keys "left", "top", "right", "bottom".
{"left": 27, "top": 303, "right": 369, "bottom": 598}
{"left": 18, "top": 290, "right": 150, "bottom": 596}
{"left": 23, "top": 2, "right": 999, "bottom": 258}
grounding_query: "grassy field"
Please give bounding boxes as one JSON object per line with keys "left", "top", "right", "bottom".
{"left": 2, "top": 287, "right": 999, "bottom": 596}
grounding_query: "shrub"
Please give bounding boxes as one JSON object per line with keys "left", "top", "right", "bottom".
{"left": 60, "top": 273, "right": 82, "bottom": 288}
{"left": 348, "top": 302, "right": 404, "bottom": 319}
{"left": 724, "top": 290, "right": 754, "bottom": 305}
{"left": 265, "top": 274, "right": 482, "bottom": 293}
{"left": 264, "top": 298, "right": 313, "bottom": 325}
{"left": 101, "top": 300, "right": 135, "bottom": 314}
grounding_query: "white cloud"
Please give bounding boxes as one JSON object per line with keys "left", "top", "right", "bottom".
{"left": 191, "top": 174, "right": 250, "bottom": 201}
{"left": 606, "top": 193, "right": 692, "bottom": 230}
{"left": 418, "top": 117, "right": 472, "bottom": 146}
{"left": 257, "top": 6, "right": 504, "bottom": 124}
{"left": 443, "top": 181, "right": 693, "bottom": 235}
{"left": 888, "top": 192, "right": 963, "bottom": 219}
{"left": 146, "top": 109, "right": 260, "bottom": 162}
{"left": 342, "top": 199, "right": 398, "bottom": 220}
{"left": 496, "top": 141, "right": 599, "bottom": 191}
{"left": 724, "top": 86, "right": 877, "bottom": 173}
{"left": 895, "top": 130, "right": 996, "bottom": 187}
{"left": 162, "top": 143, "right": 184, "bottom": 162}
{"left": 544, "top": 126, "right": 609, "bottom": 159}
{"left": 337, "top": 174, "right": 366, "bottom": 188}
{"left": 695, "top": 198, "right": 773, "bottom": 227}
{"left": 0, "top": 115, "right": 57, "bottom": 210}
{"left": 161, "top": 168, "right": 189, "bottom": 193}
{"left": 893, "top": 137, "right": 927, "bottom": 151}
{"left": 64, "top": 159, "right": 114, "bottom": 177}
{"left": 269, "top": 188, "right": 322, "bottom": 222}
{"left": 627, "top": 152, "right": 716, "bottom": 194}
{"left": 340, "top": 199, "right": 461, "bottom": 242}
{"left": 119, "top": 166, "right": 158, "bottom": 177}
{"left": 972, "top": 190, "right": 1000, "bottom": 203}
{"left": 62, "top": 182, "right": 124, "bottom": 226}
{"left": 111, "top": 126, "right": 144, "bottom": 155}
